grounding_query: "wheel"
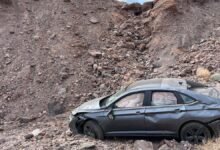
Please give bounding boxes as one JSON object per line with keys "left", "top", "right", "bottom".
{"left": 83, "top": 121, "right": 104, "bottom": 140}
{"left": 180, "top": 122, "right": 211, "bottom": 144}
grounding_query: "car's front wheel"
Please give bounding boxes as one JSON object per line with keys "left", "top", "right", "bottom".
{"left": 83, "top": 120, "right": 104, "bottom": 140}
{"left": 180, "top": 122, "right": 211, "bottom": 144}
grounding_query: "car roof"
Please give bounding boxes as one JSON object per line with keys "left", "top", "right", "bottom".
{"left": 126, "top": 78, "right": 188, "bottom": 91}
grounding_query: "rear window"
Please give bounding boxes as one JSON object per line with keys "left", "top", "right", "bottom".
{"left": 151, "top": 92, "right": 177, "bottom": 106}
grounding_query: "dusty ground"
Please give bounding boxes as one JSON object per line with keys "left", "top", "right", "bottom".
{"left": 0, "top": 0, "right": 220, "bottom": 149}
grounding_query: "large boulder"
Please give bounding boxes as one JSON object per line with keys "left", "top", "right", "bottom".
{"left": 211, "top": 73, "right": 220, "bottom": 81}
{"left": 133, "top": 140, "right": 154, "bottom": 150}
{"left": 196, "top": 67, "right": 211, "bottom": 79}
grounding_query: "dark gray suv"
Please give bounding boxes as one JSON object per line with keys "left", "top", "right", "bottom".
{"left": 69, "top": 78, "right": 220, "bottom": 144}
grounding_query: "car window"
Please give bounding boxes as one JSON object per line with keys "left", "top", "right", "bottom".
{"left": 179, "top": 93, "right": 196, "bottom": 104}
{"left": 151, "top": 92, "right": 177, "bottom": 106}
{"left": 115, "top": 93, "right": 144, "bottom": 108}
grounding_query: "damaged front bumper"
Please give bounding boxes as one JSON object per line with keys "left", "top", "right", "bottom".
{"left": 69, "top": 115, "right": 86, "bottom": 133}
{"left": 209, "top": 120, "right": 220, "bottom": 137}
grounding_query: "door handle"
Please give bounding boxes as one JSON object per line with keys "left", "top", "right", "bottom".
{"left": 136, "top": 111, "right": 141, "bottom": 114}
{"left": 174, "top": 109, "right": 183, "bottom": 112}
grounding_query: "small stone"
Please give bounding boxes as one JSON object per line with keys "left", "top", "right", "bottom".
{"left": 99, "top": 84, "right": 106, "bottom": 89}
{"left": 32, "top": 129, "right": 41, "bottom": 137}
{"left": 196, "top": 67, "right": 211, "bottom": 79}
{"left": 9, "top": 31, "right": 15, "bottom": 34}
{"left": 66, "top": 129, "right": 72, "bottom": 136}
{"left": 33, "top": 35, "right": 40, "bottom": 41}
{"left": 89, "top": 17, "right": 99, "bottom": 24}
{"left": 88, "top": 50, "right": 102, "bottom": 57}
{"left": 210, "top": 73, "right": 220, "bottom": 81}
{"left": 24, "top": 134, "right": 34, "bottom": 140}
{"left": 79, "top": 142, "right": 96, "bottom": 150}
{"left": 134, "top": 140, "right": 154, "bottom": 150}
{"left": 63, "top": 0, "right": 70, "bottom": 2}
{"left": 139, "top": 43, "right": 146, "bottom": 51}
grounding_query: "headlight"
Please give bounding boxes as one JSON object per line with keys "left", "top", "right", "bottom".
{"left": 71, "top": 109, "right": 78, "bottom": 116}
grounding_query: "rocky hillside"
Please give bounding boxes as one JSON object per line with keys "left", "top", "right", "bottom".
{"left": 0, "top": 0, "right": 220, "bottom": 149}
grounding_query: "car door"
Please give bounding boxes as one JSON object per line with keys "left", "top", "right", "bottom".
{"left": 144, "top": 90, "right": 186, "bottom": 136}
{"left": 103, "top": 91, "right": 147, "bottom": 136}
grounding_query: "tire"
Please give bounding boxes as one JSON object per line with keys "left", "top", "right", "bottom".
{"left": 83, "top": 121, "right": 104, "bottom": 140}
{"left": 180, "top": 122, "right": 211, "bottom": 144}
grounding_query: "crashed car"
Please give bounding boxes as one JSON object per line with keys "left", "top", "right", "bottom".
{"left": 69, "top": 78, "right": 220, "bottom": 143}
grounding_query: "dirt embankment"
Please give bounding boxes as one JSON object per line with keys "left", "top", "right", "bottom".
{"left": 0, "top": 0, "right": 220, "bottom": 149}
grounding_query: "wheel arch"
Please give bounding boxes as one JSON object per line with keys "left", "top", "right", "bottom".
{"left": 78, "top": 118, "right": 104, "bottom": 133}
{"left": 178, "top": 120, "right": 214, "bottom": 138}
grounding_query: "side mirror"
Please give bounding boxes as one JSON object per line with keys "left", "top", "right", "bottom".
{"left": 107, "top": 108, "right": 114, "bottom": 120}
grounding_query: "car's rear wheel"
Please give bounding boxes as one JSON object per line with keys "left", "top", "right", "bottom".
{"left": 83, "top": 120, "right": 104, "bottom": 140}
{"left": 180, "top": 122, "right": 211, "bottom": 144}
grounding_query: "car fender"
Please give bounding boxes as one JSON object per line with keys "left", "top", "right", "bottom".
{"left": 208, "top": 119, "right": 220, "bottom": 137}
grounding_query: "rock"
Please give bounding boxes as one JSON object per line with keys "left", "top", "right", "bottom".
{"left": 33, "top": 35, "right": 40, "bottom": 41}
{"left": 17, "top": 116, "right": 37, "bottom": 124}
{"left": 158, "top": 140, "right": 193, "bottom": 150}
{"left": 59, "top": 67, "right": 70, "bottom": 80}
{"left": 79, "top": 142, "right": 96, "bottom": 150}
{"left": 158, "top": 144, "right": 170, "bottom": 150}
{"left": 0, "top": 138, "right": 6, "bottom": 145}
{"left": 64, "top": 0, "right": 71, "bottom": 2}
{"left": 88, "top": 50, "right": 102, "bottom": 57}
{"left": 65, "top": 129, "right": 72, "bottom": 136}
{"left": 133, "top": 140, "right": 154, "bottom": 150}
{"left": 89, "top": 17, "right": 99, "bottom": 24}
{"left": 121, "top": 3, "right": 142, "bottom": 15}
{"left": 142, "top": 2, "right": 154, "bottom": 12}
{"left": 24, "top": 134, "right": 34, "bottom": 140}
{"left": 32, "top": 129, "right": 41, "bottom": 137}
{"left": 138, "top": 43, "right": 146, "bottom": 51}
{"left": 47, "top": 101, "right": 65, "bottom": 116}
{"left": 211, "top": 73, "right": 220, "bottom": 81}
{"left": 196, "top": 67, "right": 211, "bottom": 79}
{"left": 58, "top": 88, "right": 67, "bottom": 95}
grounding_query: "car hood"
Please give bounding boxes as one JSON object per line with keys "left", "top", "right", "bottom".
{"left": 71, "top": 96, "right": 107, "bottom": 115}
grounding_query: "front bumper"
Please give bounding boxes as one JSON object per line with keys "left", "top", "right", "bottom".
{"left": 69, "top": 115, "right": 87, "bottom": 133}
{"left": 69, "top": 116, "right": 78, "bottom": 133}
